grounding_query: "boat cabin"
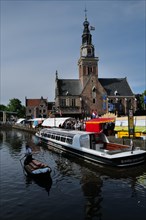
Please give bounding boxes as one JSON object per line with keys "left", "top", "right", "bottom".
{"left": 85, "top": 118, "right": 115, "bottom": 135}
{"left": 39, "top": 128, "right": 109, "bottom": 151}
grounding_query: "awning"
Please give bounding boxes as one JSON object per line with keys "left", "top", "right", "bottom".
{"left": 86, "top": 117, "right": 115, "bottom": 124}
{"left": 42, "top": 117, "right": 75, "bottom": 127}
{"left": 15, "top": 118, "right": 26, "bottom": 124}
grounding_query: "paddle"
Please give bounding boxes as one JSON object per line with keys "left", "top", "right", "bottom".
{"left": 19, "top": 155, "right": 27, "bottom": 176}
{"left": 20, "top": 154, "right": 26, "bottom": 161}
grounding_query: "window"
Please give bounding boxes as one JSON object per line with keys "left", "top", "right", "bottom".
{"left": 47, "top": 133, "right": 51, "bottom": 138}
{"left": 88, "top": 67, "right": 92, "bottom": 75}
{"left": 71, "top": 99, "right": 76, "bottom": 107}
{"left": 51, "top": 134, "right": 55, "bottom": 139}
{"left": 66, "top": 137, "right": 73, "bottom": 144}
{"left": 60, "top": 99, "right": 66, "bottom": 107}
{"left": 83, "top": 66, "right": 86, "bottom": 75}
{"left": 93, "top": 99, "right": 95, "bottom": 103}
{"left": 56, "top": 135, "right": 60, "bottom": 141}
{"left": 87, "top": 48, "right": 91, "bottom": 55}
{"left": 61, "top": 136, "right": 66, "bottom": 142}
{"left": 92, "top": 86, "right": 96, "bottom": 99}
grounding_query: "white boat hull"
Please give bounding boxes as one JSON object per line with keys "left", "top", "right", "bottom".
{"left": 36, "top": 128, "right": 146, "bottom": 167}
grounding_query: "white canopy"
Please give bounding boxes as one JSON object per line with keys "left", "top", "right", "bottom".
{"left": 42, "top": 117, "right": 75, "bottom": 127}
{"left": 27, "top": 118, "right": 45, "bottom": 128}
{"left": 27, "top": 118, "right": 45, "bottom": 122}
{"left": 15, "top": 118, "right": 26, "bottom": 124}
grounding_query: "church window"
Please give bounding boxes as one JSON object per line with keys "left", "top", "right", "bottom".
{"left": 93, "top": 66, "right": 96, "bottom": 74}
{"left": 83, "top": 66, "right": 86, "bottom": 74}
{"left": 60, "top": 99, "right": 66, "bottom": 107}
{"left": 71, "top": 99, "right": 76, "bottom": 107}
{"left": 93, "top": 99, "right": 95, "bottom": 104}
{"left": 88, "top": 48, "right": 91, "bottom": 56}
{"left": 88, "top": 67, "right": 92, "bottom": 75}
{"left": 92, "top": 86, "right": 96, "bottom": 98}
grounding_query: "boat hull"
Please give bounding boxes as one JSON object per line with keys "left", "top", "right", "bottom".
{"left": 24, "top": 157, "right": 52, "bottom": 178}
{"left": 37, "top": 135, "right": 146, "bottom": 167}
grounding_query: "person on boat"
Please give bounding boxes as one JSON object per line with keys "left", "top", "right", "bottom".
{"left": 24, "top": 144, "right": 32, "bottom": 164}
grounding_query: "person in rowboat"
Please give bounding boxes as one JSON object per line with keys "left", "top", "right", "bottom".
{"left": 24, "top": 144, "right": 32, "bottom": 165}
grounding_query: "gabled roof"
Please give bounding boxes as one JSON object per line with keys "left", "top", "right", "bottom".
{"left": 98, "top": 78, "right": 134, "bottom": 96}
{"left": 57, "top": 79, "right": 82, "bottom": 96}
{"left": 56, "top": 77, "right": 134, "bottom": 97}
{"left": 26, "top": 98, "right": 47, "bottom": 107}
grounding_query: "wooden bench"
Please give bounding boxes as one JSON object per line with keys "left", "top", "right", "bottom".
{"left": 105, "top": 143, "right": 129, "bottom": 151}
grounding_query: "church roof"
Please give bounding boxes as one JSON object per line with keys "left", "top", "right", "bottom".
{"left": 57, "top": 79, "right": 82, "bottom": 96}
{"left": 98, "top": 77, "right": 134, "bottom": 96}
{"left": 56, "top": 77, "right": 134, "bottom": 97}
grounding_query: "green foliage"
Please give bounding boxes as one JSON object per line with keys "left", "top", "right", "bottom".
{"left": 0, "top": 104, "right": 8, "bottom": 111}
{"left": 136, "top": 90, "right": 146, "bottom": 111}
{"left": 140, "top": 90, "right": 146, "bottom": 110}
{"left": 7, "top": 98, "right": 26, "bottom": 117}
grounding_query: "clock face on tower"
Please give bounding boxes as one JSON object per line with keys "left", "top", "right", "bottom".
{"left": 82, "top": 48, "right": 87, "bottom": 56}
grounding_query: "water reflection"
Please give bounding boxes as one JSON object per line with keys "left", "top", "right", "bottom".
{"left": 0, "top": 128, "right": 31, "bottom": 155}
{"left": 137, "top": 173, "right": 146, "bottom": 189}
{"left": 25, "top": 175, "right": 52, "bottom": 196}
{"left": 81, "top": 173, "right": 103, "bottom": 219}
{"left": 1, "top": 128, "right": 146, "bottom": 220}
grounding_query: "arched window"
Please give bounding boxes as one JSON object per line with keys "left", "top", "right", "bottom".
{"left": 92, "top": 86, "right": 96, "bottom": 98}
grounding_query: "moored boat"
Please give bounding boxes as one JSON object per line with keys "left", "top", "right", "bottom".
{"left": 23, "top": 156, "right": 52, "bottom": 178}
{"left": 35, "top": 128, "right": 146, "bottom": 167}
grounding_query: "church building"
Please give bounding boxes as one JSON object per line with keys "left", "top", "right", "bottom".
{"left": 54, "top": 13, "right": 137, "bottom": 119}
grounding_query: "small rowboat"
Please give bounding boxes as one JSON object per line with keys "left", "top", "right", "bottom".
{"left": 24, "top": 156, "right": 52, "bottom": 178}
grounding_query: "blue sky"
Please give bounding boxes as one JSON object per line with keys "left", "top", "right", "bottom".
{"left": 1, "top": 0, "right": 145, "bottom": 106}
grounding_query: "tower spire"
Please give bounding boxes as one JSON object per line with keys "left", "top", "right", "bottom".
{"left": 84, "top": 7, "right": 87, "bottom": 21}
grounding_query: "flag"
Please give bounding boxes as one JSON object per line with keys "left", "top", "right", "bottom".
{"left": 90, "top": 26, "right": 95, "bottom": 31}
{"left": 102, "top": 94, "right": 107, "bottom": 110}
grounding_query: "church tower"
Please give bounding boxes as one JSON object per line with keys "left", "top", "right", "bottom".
{"left": 78, "top": 10, "right": 99, "bottom": 88}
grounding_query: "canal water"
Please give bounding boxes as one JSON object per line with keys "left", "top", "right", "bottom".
{"left": 0, "top": 128, "right": 146, "bottom": 220}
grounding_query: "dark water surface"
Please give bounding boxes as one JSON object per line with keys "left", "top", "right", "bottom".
{"left": 0, "top": 128, "right": 146, "bottom": 220}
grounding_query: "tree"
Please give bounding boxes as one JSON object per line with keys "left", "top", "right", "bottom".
{"left": 7, "top": 98, "right": 26, "bottom": 118}
{"left": 139, "top": 90, "right": 146, "bottom": 110}
{"left": 135, "top": 90, "right": 146, "bottom": 115}
{"left": 0, "top": 104, "right": 8, "bottom": 111}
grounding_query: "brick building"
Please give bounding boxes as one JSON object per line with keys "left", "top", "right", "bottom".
{"left": 25, "top": 97, "right": 48, "bottom": 119}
